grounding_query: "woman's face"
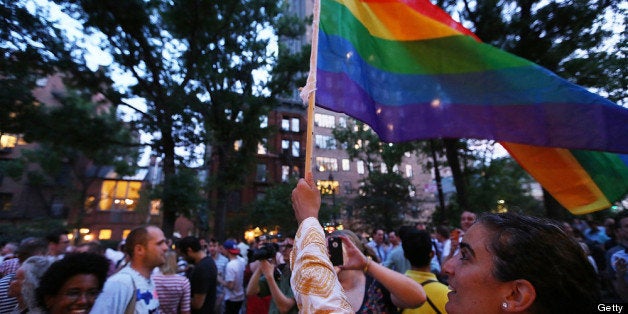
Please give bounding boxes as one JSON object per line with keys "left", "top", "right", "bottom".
{"left": 442, "top": 223, "right": 511, "bottom": 314}
{"left": 46, "top": 274, "right": 101, "bottom": 314}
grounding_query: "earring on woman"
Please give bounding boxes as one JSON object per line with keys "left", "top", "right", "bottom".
{"left": 501, "top": 302, "right": 508, "bottom": 310}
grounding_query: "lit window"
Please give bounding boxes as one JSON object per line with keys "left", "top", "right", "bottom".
{"left": 0, "top": 134, "right": 19, "bottom": 149}
{"left": 150, "top": 199, "right": 161, "bottom": 215}
{"left": 314, "top": 113, "right": 335, "bottom": 128}
{"left": 282, "top": 166, "right": 290, "bottom": 182}
{"left": 234, "top": 140, "right": 242, "bottom": 151}
{"left": 406, "top": 165, "right": 413, "bottom": 178}
{"left": 381, "top": 163, "right": 388, "bottom": 174}
{"left": 342, "top": 159, "right": 350, "bottom": 171}
{"left": 315, "top": 157, "right": 338, "bottom": 172}
{"left": 99, "top": 180, "right": 141, "bottom": 211}
{"left": 338, "top": 117, "right": 347, "bottom": 128}
{"left": 260, "top": 115, "right": 268, "bottom": 128}
{"left": 291, "top": 118, "right": 300, "bottom": 132}
{"left": 282, "top": 118, "right": 290, "bottom": 131}
{"left": 258, "top": 138, "right": 267, "bottom": 155}
{"left": 282, "top": 140, "right": 290, "bottom": 150}
{"left": 292, "top": 141, "right": 300, "bottom": 157}
{"left": 315, "top": 135, "right": 337, "bottom": 150}
{"left": 357, "top": 161, "right": 365, "bottom": 174}
{"left": 98, "top": 229, "right": 112, "bottom": 240}
{"left": 122, "top": 229, "right": 131, "bottom": 239}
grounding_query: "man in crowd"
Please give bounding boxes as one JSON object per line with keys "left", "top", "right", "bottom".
{"left": 209, "top": 238, "right": 229, "bottom": 313}
{"left": 91, "top": 225, "right": 168, "bottom": 313}
{"left": 45, "top": 229, "right": 70, "bottom": 260}
{"left": 246, "top": 236, "right": 298, "bottom": 313}
{"left": 178, "top": 236, "right": 219, "bottom": 314}
{"left": 219, "top": 239, "right": 246, "bottom": 314}
{"left": 367, "top": 228, "right": 390, "bottom": 263}
{"left": 401, "top": 229, "right": 449, "bottom": 313}
{"left": 443, "top": 211, "right": 477, "bottom": 263}
{"left": 383, "top": 226, "right": 413, "bottom": 274}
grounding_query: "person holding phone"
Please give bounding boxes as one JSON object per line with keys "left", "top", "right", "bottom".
{"left": 290, "top": 173, "right": 427, "bottom": 313}
{"left": 329, "top": 229, "right": 426, "bottom": 313}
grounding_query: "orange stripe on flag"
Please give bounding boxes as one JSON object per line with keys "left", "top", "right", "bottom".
{"left": 503, "top": 142, "right": 611, "bottom": 214}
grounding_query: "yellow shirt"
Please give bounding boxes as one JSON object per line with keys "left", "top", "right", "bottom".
{"left": 403, "top": 270, "right": 449, "bottom": 314}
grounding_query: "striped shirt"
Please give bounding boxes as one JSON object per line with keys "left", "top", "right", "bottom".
{"left": 0, "top": 273, "right": 18, "bottom": 313}
{"left": 0, "top": 258, "right": 19, "bottom": 278}
{"left": 153, "top": 274, "right": 191, "bottom": 314}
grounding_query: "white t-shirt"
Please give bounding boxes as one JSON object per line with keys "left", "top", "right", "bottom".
{"left": 91, "top": 266, "right": 160, "bottom": 314}
{"left": 224, "top": 258, "right": 245, "bottom": 302}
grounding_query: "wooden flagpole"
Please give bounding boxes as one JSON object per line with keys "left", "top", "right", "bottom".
{"left": 302, "top": 0, "right": 321, "bottom": 175}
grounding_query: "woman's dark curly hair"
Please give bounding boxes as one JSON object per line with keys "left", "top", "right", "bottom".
{"left": 36, "top": 252, "right": 110, "bottom": 309}
{"left": 477, "top": 212, "right": 600, "bottom": 314}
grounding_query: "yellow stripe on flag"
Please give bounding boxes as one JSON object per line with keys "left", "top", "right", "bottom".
{"left": 334, "top": 0, "right": 462, "bottom": 41}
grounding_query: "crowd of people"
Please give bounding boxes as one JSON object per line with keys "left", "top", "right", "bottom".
{"left": 0, "top": 172, "right": 624, "bottom": 313}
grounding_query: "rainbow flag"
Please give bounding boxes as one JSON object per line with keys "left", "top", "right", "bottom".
{"left": 503, "top": 143, "right": 628, "bottom": 214}
{"left": 308, "top": 0, "right": 628, "bottom": 213}
{"left": 313, "top": 0, "right": 628, "bottom": 153}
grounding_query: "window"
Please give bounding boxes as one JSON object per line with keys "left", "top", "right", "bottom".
{"left": 0, "top": 193, "right": 12, "bottom": 211}
{"left": 257, "top": 138, "right": 267, "bottom": 155}
{"left": 0, "top": 134, "right": 23, "bottom": 150}
{"left": 234, "top": 140, "right": 242, "bottom": 151}
{"left": 342, "top": 159, "right": 350, "bottom": 171}
{"left": 282, "top": 118, "right": 290, "bottom": 131}
{"left": 282, "top": 165, "right": 290, "bottom": 182}
{"left": 338, "top": 117, "right": 347, "bottom": 128}
{"left": 357, "top": 161, "right": 365, "bottom": 174}
{"left": 282, "top": 117, "right": 300, "bottom": 132}
{"left": 292, "top": 141, "right": 300, "bottom": 157}
{"left": 282, "top": 140, "right": 290, "bottom": 150}
{"left": 260, "top": 115, "right": 268, "bottom": 128}
{"left": 256, "top": 164, "right": 267, "bottom": 182}
{"left": 315, "top": 135, "right": 337, "bottom": 150}
{"left": 342, "top": 181, "right": 353, "bottom": 194}
{"left": 405, "top": 165, "right": 413, "bottom": 178}
{"left": 99, "top": 180, "right": 142, "bottom": 211}
{"left": 291, "top": 118, "right": 300, "bottom": 132}
{"left": 122, "top": 229, "right": 131, "bottom": 239}
{"left": 314, "top": 113, "right": 335, "bottom": 128}
{"left": 98, "top": 229, "right": 112, "bottom": 240}
{"left": 150, "top": 199, "right": 161, "bottom": 216}
{"left": 316, "top": 157, "right": 338, "bottom": 172}
{"left": 381, "top": 163, "right": 388, "bottom": 174}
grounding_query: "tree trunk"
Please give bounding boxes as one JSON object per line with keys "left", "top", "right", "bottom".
{"left": 444, "top": 139, "right": 470, "bottom": 212}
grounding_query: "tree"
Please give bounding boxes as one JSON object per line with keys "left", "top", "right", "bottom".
{"left": 333, "top": 120, "right": 419, "bottom": 230}
{"left": 38, "top": 0, "right": 307, "bottom": 239}
{"left": 245, "top": 178, "right": 299, "bottom": 237}
{"left": 438, "top": 0, "right": 626, "bottom": 217}
{"left": 354, "top": 172, "right": 413, "bottom": 231}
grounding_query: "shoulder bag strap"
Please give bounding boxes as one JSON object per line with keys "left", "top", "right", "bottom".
{"left": 419, "top": 279, "right": 442, "bottom": 314}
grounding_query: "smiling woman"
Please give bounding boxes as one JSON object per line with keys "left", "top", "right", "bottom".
{"left": 35, "top": 253, "right": 110, "bottom": 314}
{"left": 442, "top": 212, "right": 599, "bottom": 314}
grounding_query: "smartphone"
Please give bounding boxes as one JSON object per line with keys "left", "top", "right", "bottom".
{"left": 328, "top": 236, "right": 343, "bottom": 266}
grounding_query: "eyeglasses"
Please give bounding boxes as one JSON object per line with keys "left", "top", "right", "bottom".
{"left": 62, "top": 288, "right": 101, "bottom": 301}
